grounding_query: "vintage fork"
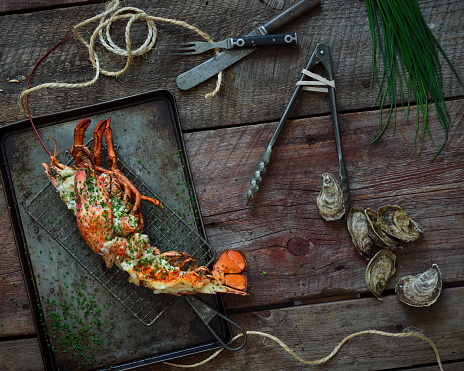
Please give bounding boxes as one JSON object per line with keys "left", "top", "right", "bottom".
{"left": 158, "top": 33, "right": 297, "bottom": 56}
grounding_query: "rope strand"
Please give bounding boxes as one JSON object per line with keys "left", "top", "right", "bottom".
{"left": 19, "top": 0, "right": 222, "bottom": 115}
{"left": 18, "top": 5, "right": 445, "bottom": 369}
{"left": 164, "top": 329, "right": 443, "bottom": 370}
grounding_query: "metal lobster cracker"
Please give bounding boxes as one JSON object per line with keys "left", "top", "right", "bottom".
{"left": 246, "top": 43, "right": 350, "bottom": 215}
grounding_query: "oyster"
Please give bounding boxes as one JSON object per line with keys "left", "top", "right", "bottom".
{"left": 347, "top": 207, "right": 373, "bottom": 259}
{"left": 395, "top": 264, "right": 442, "bottom": 307}
{"left": 365, "top": 208, "right": 402, "bottom": 250}
{"left": 316, "top": 173, "right": 344, "bottom": 221}
{"left": 365, "top": 249, "right": 396, "bottom": 300}
{"left": 377, "top": 205, "right": 423, "bottom": 242}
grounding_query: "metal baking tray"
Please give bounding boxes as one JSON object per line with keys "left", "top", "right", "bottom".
{"left": 0, "top": 90, "right": 232, "bottom": 370}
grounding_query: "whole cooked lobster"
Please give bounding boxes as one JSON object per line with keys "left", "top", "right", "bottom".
{"left": 42, "top": 118, "right": 247, "bottom": 295}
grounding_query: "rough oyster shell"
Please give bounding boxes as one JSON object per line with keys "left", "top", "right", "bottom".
{"left": 395, "top": 264, "right": 442, "bottom": 307}
{"left": 365, "top": 249, "right": 396, "bottom": 300}
{"left": 377, "top": 205, "right": 423, "bottom": 242}
{"left": 365, "top": 208, "right": 402, "bottom": 250}
{"left": 316, "top": 173, "right": 345, "bottom": 221}
{"left": 347, "top": 207, "right": 373, "bottom": 259}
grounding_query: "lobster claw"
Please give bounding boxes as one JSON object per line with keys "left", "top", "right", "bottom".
{"left": 213, "top": 250, "right": 247, "bottom": 292}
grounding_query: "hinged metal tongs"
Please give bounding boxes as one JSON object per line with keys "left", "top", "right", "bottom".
{"left": 246, "top": 43, "right": 350, "bottom": 215}
{"left": 185, "top": 296, "right": 247, "bottom": 351}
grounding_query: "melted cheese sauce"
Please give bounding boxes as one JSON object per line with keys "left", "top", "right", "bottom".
{"left": 56, "top": 168, "right": 77, "bottom": 214}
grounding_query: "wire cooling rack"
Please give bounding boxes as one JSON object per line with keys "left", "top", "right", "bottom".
{"left": 26, "top": 142, "right": 216, "bottom": 326}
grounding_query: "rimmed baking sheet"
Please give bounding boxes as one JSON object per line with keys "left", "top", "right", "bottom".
{"left": 0, "top": 90, "right": 231, "bottom": 370}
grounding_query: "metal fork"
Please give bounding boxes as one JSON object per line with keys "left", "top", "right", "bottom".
{"left": 158, "top": 33, "right": 297, "bottom": 56}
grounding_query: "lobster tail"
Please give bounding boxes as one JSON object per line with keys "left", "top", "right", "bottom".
{"left": 213, "top": 250, "right": 248, "bottom": 292}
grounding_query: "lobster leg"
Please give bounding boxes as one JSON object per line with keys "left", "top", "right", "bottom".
{"left": 102, "top": 119, "right": 164, "bottom": 210}
{"left": 96, "top": 119, "right": 145, "bottom": 214}
{"left": 71, "top": 145, "right": 96, "bottom": 178}
{"left": 42, "top": 163, "right": 59, "bottom": 188}
{"left": 141, "top": 195, "right": 164, "bottom": 209}
{"left": 102, "top": 118, "right": 118, "bottom": 171}
{"left": 113, "top": 170, "right": 142, "bottom": 214}
{"left": 93, "top": 119, "right": 108, "bottom": 166}
{"left": 72, "top": 119, "right": 91, "bottom": 167}
{"left": 160, "top": 251, "right": 195, "bottom": 269}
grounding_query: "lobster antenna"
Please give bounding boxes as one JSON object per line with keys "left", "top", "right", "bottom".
{"left": 25, "top": 36, "right": 74, "bottom": 158}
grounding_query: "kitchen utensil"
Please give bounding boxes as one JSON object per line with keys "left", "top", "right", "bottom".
{"left": 176, "top": 0, "right": 321, "bottom": 90}
{"left": 246, "top": 43, "right": 350, "bottom": 216}
{"left": 158, "top": 33, "right": 297, "bottom": 55}
{"left": 185, "top": 296, "right": 247, "bottom": 351}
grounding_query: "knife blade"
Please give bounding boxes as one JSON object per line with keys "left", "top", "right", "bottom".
{"left": 176, "top": 0, "right": 321, "bottom": 90}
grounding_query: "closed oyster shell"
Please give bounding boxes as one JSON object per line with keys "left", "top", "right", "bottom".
{"left": 365, "top": 249, "right": 396, "bottom": 300}
{"left": 395, "top": 264, "right": 442, "bottom": 307}
{"left": 377, "top": 205, "right": 423, "bottom": 242}
{"left": 365, "top": 208, "right": 402, "bottom": 250}
{"left": 347, "top": 207, "right": 373, "bottom": 259}
{"left": 317, "top": 173, "right": 344, "bottom": 221}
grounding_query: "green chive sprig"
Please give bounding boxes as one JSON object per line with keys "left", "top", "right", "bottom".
{"left": 365, "top": 0, "right": 462, "bottom": 158}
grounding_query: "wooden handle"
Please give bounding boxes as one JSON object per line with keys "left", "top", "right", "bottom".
{"left": 230, "top": 33, "right": 297, "bottom": 48}
{"left": 262, "top": 0, "right": 321, "bottom": 34}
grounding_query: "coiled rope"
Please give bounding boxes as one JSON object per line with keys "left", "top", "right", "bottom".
{"left": 18, "top": 2, "right": 445, "bottom": 370}
{"left": 19, "top": 0, "right": 222, "bottom": 114}
{"left": 163, "top": 328, "right": 444, "bottom": 369}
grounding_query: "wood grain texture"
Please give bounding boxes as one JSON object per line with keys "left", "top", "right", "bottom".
{"left": 0, "top": 180, "right": 36, "bottom": 338}
{"left": 0, "top": 0, "right": 98, "bottom": 15}
{"left": 0, "top": 1, "right": 463, "bottom": 370}
{"left": 0, "top": 338, "right": 43, "bottom": 371}
{"left": 0, "top": 0, "right": 462, "bottom": 130}
{"left": 182, "top": 99, "right": 464, "bottom": 309}
{"left": 146, "top": 286, "right": 464, "bottom": 370}
{"left": 2, "top": 288, "right": 464, "bottom": 370}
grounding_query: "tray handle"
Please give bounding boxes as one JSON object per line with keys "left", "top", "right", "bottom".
{"left": 185, "top": 296, "right": 247, "bottom": 351}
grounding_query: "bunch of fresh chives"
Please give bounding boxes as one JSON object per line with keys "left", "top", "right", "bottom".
{"left": 365, "top": 0, "right": 462, "bottom": 158}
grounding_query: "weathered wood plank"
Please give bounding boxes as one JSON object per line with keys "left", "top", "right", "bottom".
{"left": 1, "top": 101, "right": 462, "bottom": 325}
{"left": 146, "top": 286, "right": 464, "bottom": 371}
{"left": 415, "top": 364, "right": 464, "bottom": 371}
{"left": 0, "top": 0, "right": 97, "bottom": 15}
{"left": 0, "top": 180, "right": 36, "bottom": 338}
{"left": 414, "top": 364, "right": 464, "bottom": 371}
{"left": 0, "top": 0, "right": 462, "bottom": 130}
{"left": 2, "top": 287, "right": 464, "bottom": 371}
{"left": 182, "top": 99, "right": 464, "bottom": 309}
{"left": 0, "top": 337, "right": 43, "bottom": 371}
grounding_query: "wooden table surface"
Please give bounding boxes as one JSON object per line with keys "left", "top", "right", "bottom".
{"left": 1, "top": 0, "right": 463, "bottom": 370}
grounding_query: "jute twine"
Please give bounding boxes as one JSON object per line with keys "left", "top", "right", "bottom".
{"left": 163, "top": 328, "right": 444, "bottom": 369}
{"left": 18, "top": 2, "right": 445, "bottom": 370}
{"left": 19, "top": 0, "right": 222, "bottom": 115}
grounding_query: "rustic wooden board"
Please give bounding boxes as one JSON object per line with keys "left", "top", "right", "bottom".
{"left": 146, "top": 286, "right": 464, "bottom": 370}
{"left": 0, "top": 180, "right": 36, "bottom": 338}
{"left": 0, "top": 337, "right": 43, "bottom": 371}
{"left": 0, "top": 101, "right": 462, "bottom": 368}
{"left": 1, "top": 100, "right": 462, "bottom": 330}
{"left": 0, "top": 0, "right": 97, "bottom": 15}
{"left": 182, "top": 99, "right": 464, "bottom": 309}
{"left": 0, "top": 0, "right": 462, "bottom": 130}
{"left": 2, "top": 288, "right": 464, "bottom": 370}
{"left": 0, "top": 1, "right": 463, "bottom": 369}
{"left": 415, "top": 365, "right": 464, "bottom": 371}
